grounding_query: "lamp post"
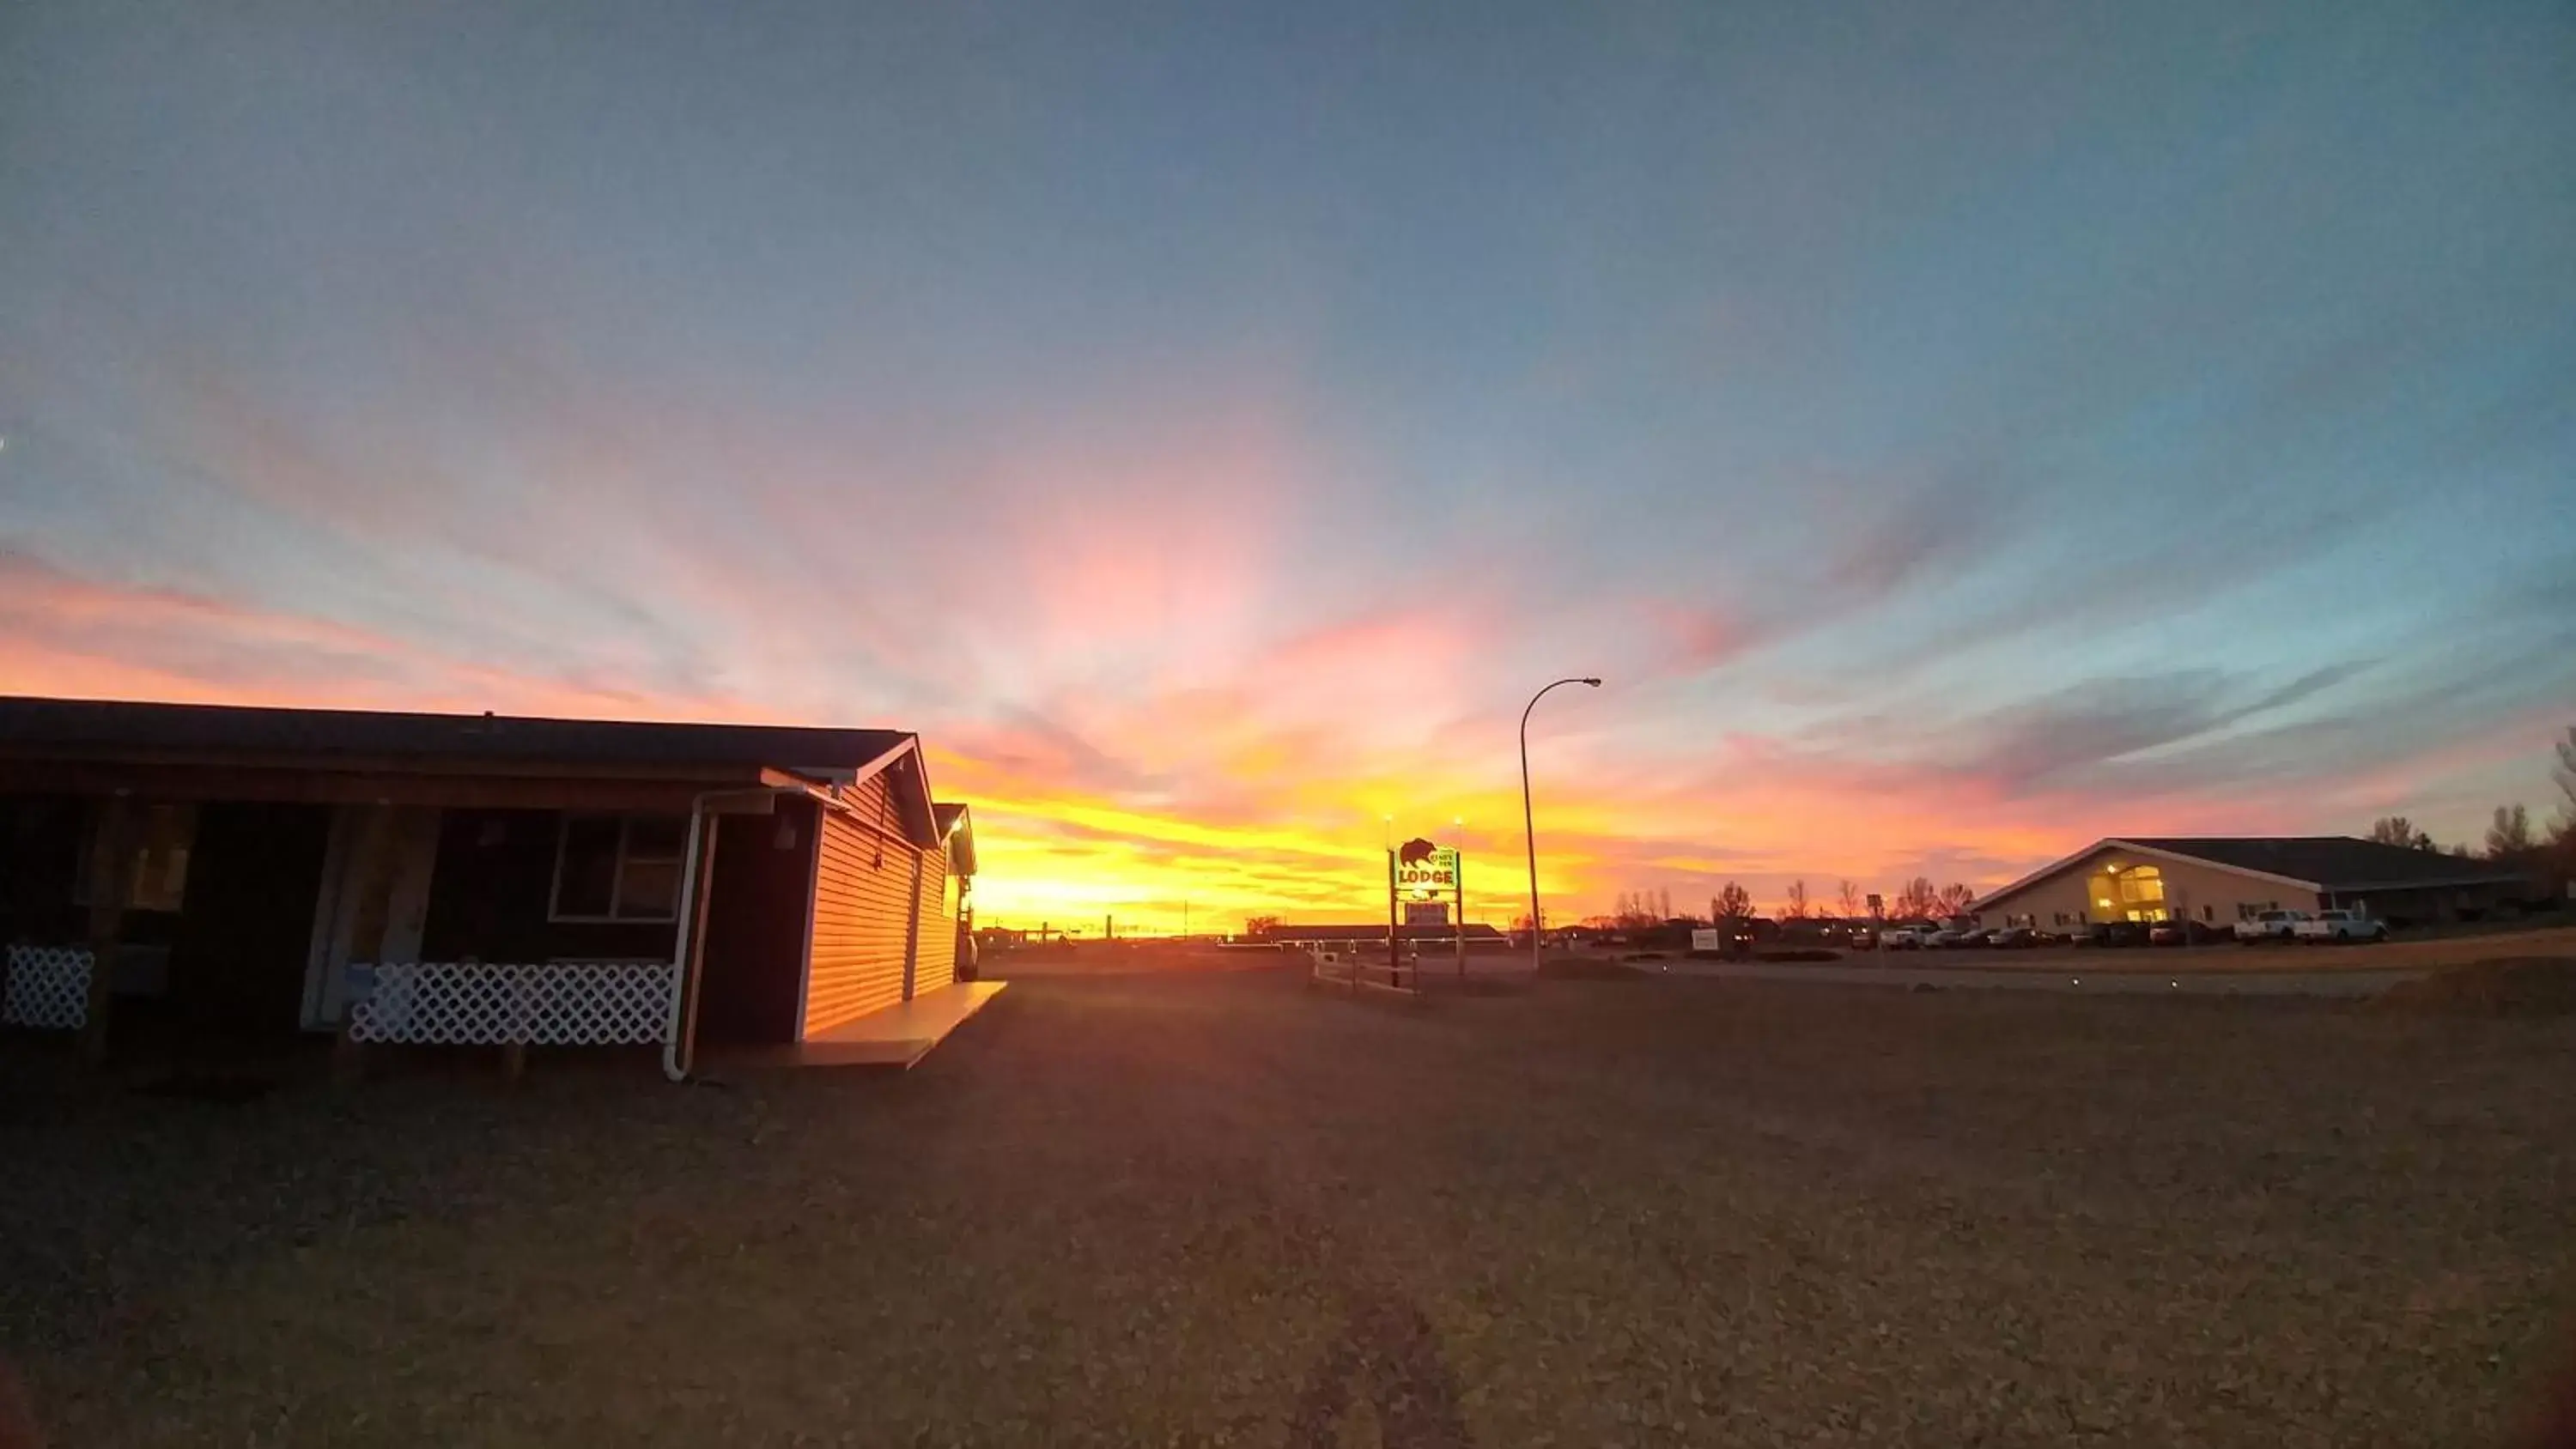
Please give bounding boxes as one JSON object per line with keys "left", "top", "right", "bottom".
{"left": 1521, "top": 676, "right": 1601, "bottom": 973}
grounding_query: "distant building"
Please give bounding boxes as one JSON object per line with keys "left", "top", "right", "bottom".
{"left": 1971, "top": 837, "right": 2529, "bottom": 929}
{"left": 1254, "top": 922, "right": 1508, "bottom": 946}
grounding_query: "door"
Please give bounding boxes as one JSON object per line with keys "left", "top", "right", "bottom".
{"left": 301, "top": 804, "right": 441, "bottom": 1029}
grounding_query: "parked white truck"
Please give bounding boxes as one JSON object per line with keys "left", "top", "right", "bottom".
{"left": 2233, "top": 909, "right": 2311, "bottom": 943}
{"left": 2293, "top": 909, "right": 2389, "bottom": 943}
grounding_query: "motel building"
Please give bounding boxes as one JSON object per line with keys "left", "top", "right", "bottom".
{"left": 0, "top": 696, "right": 992, "bottom": 1074}
{"left": 1970, "top": 836, "right": 2531, "bottom": 931}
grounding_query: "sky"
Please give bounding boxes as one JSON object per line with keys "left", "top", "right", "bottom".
{"left": 3, "top": 0, "right": 2573, "bottom": 932}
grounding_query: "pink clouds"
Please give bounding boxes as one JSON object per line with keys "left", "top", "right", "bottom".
{"left": 0, "top": 548, "right": 746, "bottom": 723}
{"left": 0, "top": 534, "right": 2555, "bottom": 935}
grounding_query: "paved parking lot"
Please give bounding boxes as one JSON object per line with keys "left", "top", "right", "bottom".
{"left": 1657, "top": 956, "right": 2423, "bottom": 995}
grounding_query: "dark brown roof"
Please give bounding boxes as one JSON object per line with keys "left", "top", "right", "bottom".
{"left": 1978, "top": 834, "right": 2530, "bottom": 910}
{"left": 2117, "top": 836, "right": 2527, "bottom": 889}
{"left": 0, "top": 695, "right": 913, "bottom": 775}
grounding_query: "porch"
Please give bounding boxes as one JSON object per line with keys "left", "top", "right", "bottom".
{"left": 723, "top": 979, "right": 1008, "bottom": 1069}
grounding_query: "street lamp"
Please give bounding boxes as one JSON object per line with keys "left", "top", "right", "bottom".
{"left": 1521, "top": 676, "right": 1601, "bottom": 973}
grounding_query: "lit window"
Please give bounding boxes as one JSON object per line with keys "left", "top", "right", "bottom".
{"left": 551, "top": 814, "right": 689, "bottom": 922}
{"left": 2118, "top": 867, "right": 2166, "bottom": 904}
{"left": 75, "top": 803, "right": 197, "bottom": 913}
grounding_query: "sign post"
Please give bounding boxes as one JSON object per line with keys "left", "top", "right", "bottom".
{"left": 1395, "top": 839, "right": 1460, "bottom": 991}
{"left": 1385, "top": 848, "right": 1400, "bottom": 989}
{"left": 1455, "top": 852, "right": 1466, "bottom": 979}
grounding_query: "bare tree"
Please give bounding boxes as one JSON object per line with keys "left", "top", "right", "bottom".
{"left": 2367, "top": 816, "right": 2434, "bottom": 851}
{"left": 1716, "top": 881, "right": 1753, "bottom": 922}
{"left": 1836, "top": 879, "right": 1863, "bottom": 919}
{"left": 2487, "top": 803, "right": 2535, "bottom": 859}
{"left": 1244, "top": 914, "right": 1280, "bottom": 937}
{"left": 2555, "top": 724, "right": 2576, "bottom": 838}
{"left": 1935, "top": 882, "right": 1978, "bottom": 916}
{"left": 1893, "top": 876, "right": 1940, "bottom": 919}
{"left": 1657, "top": 887, "right": 1674, "bottom": 921}
{"left": 1781, "top": 880, "right": 1811, "bottom": 919}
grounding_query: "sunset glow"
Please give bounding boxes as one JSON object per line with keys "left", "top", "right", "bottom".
{"left": 4, "top": 4, "right": 2571, "bottom": 933}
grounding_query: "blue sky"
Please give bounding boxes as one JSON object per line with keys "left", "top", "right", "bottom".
{"left": 3, "top": 0, "right": 2571, "bottom": 925}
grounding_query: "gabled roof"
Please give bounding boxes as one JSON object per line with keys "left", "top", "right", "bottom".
{"left": 932, "top": 802, "right": 976, "bottom": 877}
{"left": 0, "top": 695, "right": 913, "bottom": 780}
{"left": 1974, "top": 834, "right": 2527, "bottom": 911}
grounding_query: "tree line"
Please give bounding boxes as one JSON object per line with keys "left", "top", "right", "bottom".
{"left": 2368, "top": 724, "right": 2576, "bottom": 878}
{"left": 1594, "top": 873, "right": 1980, "bottom": 928}
{"left": 1601, "top": 724, "right": 2576, "bottom": 931}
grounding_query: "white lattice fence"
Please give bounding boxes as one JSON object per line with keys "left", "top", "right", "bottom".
{"left": 345, "top": 961, "right": 675, "bottom": 1046}
{"left": 3, "top": 945, "right": 94, "bottom": 1031}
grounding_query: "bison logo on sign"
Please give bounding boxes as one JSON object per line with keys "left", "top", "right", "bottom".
{"left": 1397, "top": 838, "right": 1440, "bottom": 866}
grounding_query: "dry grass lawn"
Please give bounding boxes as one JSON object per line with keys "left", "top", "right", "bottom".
{"left": 5, "top": 969, "right": 2574, "bottom": 1446}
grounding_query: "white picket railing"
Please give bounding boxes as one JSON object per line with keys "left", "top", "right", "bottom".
{"left": 3, "top": 944, "right": 94, "bottom": 1030}
{"left": 344, "top": 961, "right": 675, "bottom": 1047}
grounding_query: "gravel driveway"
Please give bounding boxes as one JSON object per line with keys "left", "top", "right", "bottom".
{"left": 5, "top": 970, "right": 2573, "bottom": 1446}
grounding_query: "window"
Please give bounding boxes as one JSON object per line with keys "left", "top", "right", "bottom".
{"left": 74, "top": 803, "right": 197, "bottom": 913}
{"left": 2117, "top": 866, "right": 2165, "bottom": 904}
{"left": 550, "top": 814, "right": 689, "bottom": 922}
{"left": 2202, "top": 905, "right": 2215, "bottom": 922}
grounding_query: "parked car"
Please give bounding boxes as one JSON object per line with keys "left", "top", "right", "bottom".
{"left": 2293, "top": 909, "right": 2389, "bottom": 943}
{"left": 1877, "top": 925, "right": 1930, "bottom": 950}
{"left": 2089, "top": 921, "right": 2152, "bottom": 949}
{"left": 2148, "top": 920, "right": 2187, "bottom": 946}
{"left": 2233, "top": 909, "right": 2312, "bottom": 943}
{"left": 1990, "top": 926, "right": 2038, "bottom": 949}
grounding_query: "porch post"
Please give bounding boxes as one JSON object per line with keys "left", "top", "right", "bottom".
{"left": 672, "top": 815, "right": 720, "bottom": 1077}
{"left": 80, "top": 797, "right": 132, "bottom": 1064}
{"left": 901, "top": 846, "right": 925, "bottom": 1000}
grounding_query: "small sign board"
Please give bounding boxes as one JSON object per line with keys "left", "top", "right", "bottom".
{"left": 1405, "top": 900, "right": 1450, "bottom": 927}
{"left": 1690, "top": 928, "right": 1722, "bottom": 952}
{"left": 1396, "top": 847, "right": 1459, "bottom": 899}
